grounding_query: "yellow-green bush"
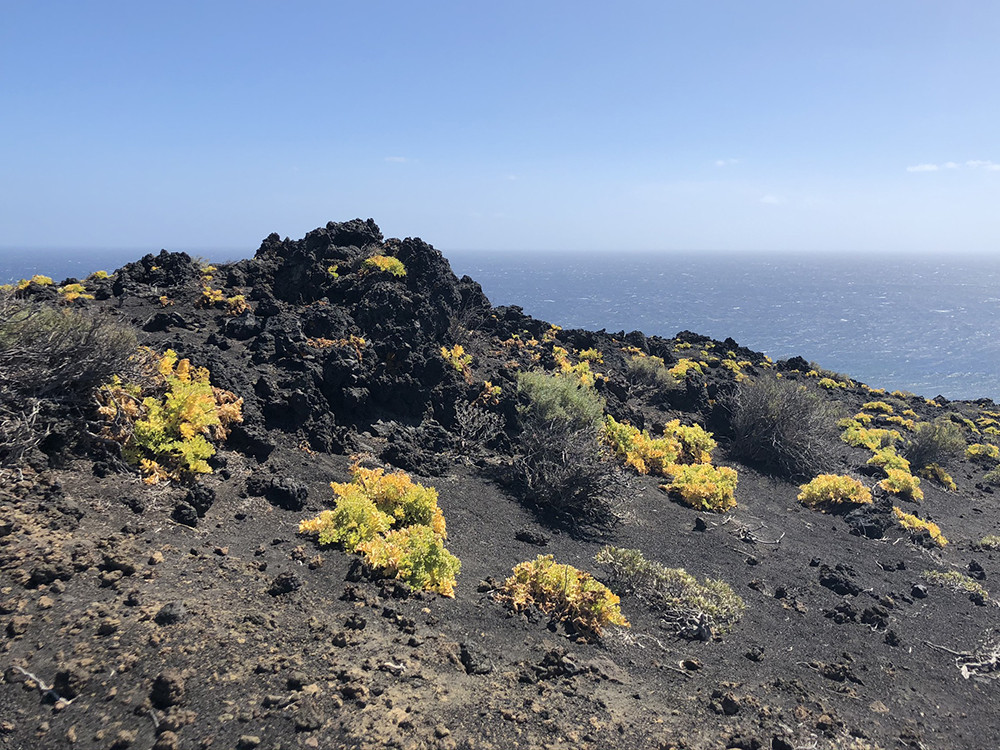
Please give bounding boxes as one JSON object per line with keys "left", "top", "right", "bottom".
{"left": 602, "top": 416, "right": 678, "bottom": 476}
{"left": 884, "top": 415, "right": 916, "bottom": 430}
{"left": 862, "top": 401, "right": 894, "bottom": 415}
{"left": 669, "top": 358, "right": 704, "bottom": 380}
{"left": 867, "top": 447, "right": 911, "bottom": 474}
{"left": 16, "top": 275, "right": 53, "bottom": 290}
{"left": 967, "top": 443, "right": 1000, "bottom": 463}
{"left": 893, "top": 507, "right": 947, "bottom": 547}
{"left": 298, "top": 496, "right": 393, "bottom": 551}
{"left": 665, "top": 419, "right": 716, "bottom": 464}
{"left": 361, "top": 254, "right": 406, "bottom": 277}
{"left": 552, "top": 346, "right": 596, "bottom": 387}
{"left": 919, "top": 463, "right": 957, "bottom": 491}
{"left": 879, "top": 468, "right": 924, "bottom": 502}
{"left": 818, "top": 377, "right": 845, "bottom": 389}
{"left": 98, "top": 349, "right": 243, "bottom": 484}
{"left": 841, "top": 423, "right": 901, "bottom": 450}
{"left": 357, "top": 525, "right": 460, "bottom": 597}
{"left": 595, "top": 546, "right": 743, "bottom": 635}
{"left": 577, "top": 348, "right": 603, "bottom": 363}
{"left": 797, "top": 474, "right": 872, "bottom": 509}
{"left": 498, "top": 554, "right": 629, "bottom": 636}
{"left": 664, "top": 464, "right": 738, "bottom": 513}
{"left": 299, "top": 462, "right": 457, "bottom": 596}
{"left": 57, "top": 283, "right": 94, "bottom": 302}
{"left": 441, "top": 344, "right": 472, "bottom": 378}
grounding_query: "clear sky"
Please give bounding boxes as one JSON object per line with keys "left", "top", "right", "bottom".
{"left": 2, "top": 1, "right": 998, "bottom": 254}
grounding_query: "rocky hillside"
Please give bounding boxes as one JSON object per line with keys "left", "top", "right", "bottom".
{"left": 2, "top": 220, "right": 1000, "bottom": 750}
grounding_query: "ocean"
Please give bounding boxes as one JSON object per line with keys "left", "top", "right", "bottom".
{"left": 447, "top": 250, "right": 1000, "bottom": 403}
{"left": 2, "top": 247, "right": 998, "bottom": 402}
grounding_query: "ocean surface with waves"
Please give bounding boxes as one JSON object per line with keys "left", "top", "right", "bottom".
{"left": 448, "top": 250, "right": 1000, "bottom": 403}
{"left": 3, "top": 247, "right": 998, "bottom": 402}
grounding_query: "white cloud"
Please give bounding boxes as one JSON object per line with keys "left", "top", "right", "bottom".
{"left": 760, "top": 194, "right": 784, "bottom": 205}
{"left": 384, "top": 156, "right": 409, "bottom": 163}
{"left": 714, "top": 158, "right": 740, "bottom": 167}
{"left": 967, "top": 160, "right": 1000, "bottom": 171}
{"left": 907, "top": 160, "right": 1000, "bottom": 172}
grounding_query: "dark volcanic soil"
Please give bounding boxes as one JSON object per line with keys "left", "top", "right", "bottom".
{"left": 3, "top": 220, "right": 1000, "bottom": 750}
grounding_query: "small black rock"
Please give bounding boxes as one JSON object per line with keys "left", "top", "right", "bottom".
{"left": 154, "top": 602, "right": 188, "bottom": 626}
{"left": 268, "top": 572, "right": 302, "bottom": 596}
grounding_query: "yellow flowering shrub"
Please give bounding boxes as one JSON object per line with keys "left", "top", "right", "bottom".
{"left": 357, "top": 526, "right": 461, "bottom": 597}
{"left": 441, "top": 344, "right": 472, "bottom": 379}
{"left": 967, "top": 443, "right": 1000, "bottom": 463}
{"left": 919, "top": 463, "right": 957, "bottom": 491}
{"left": 299, "top": 463, "right": 458, "bottom": 596}
{"left": 880, "top": 468, "right": 924, "bottom": 502}
{"left": 602, "top": 416, "right": 679, "bottom": 476}
{"left": 57, "top": 283, "right": 94, "bottom": 302}
{"left": 862, "top": 401, "right": 894, "bottom": 415}
{"left": 841, "top": 423, "right": 901, "bottom": 450}
{"left": 361, "top": 254, "right": 407, "bottom": 277}
{"left": 664, "top": 419, "right": 716, "bottom": 464}
{"left": 97, "top": 349, "right": 243, "bottom": 483}
{"left": 797, "top": 474, "right": 872, "bottom": 509}
{"left": 498, "top": 554, "right": 629, "bottom": 636}
{"left": 16, "top": 275, "right": 53, "bottom": 290}
{"left": 669, "top": 358, "right": 704, "bottom": 380}
{"left": 893, "top": 507, "right": 947, "bottom": 547}
{"left": 867, "top": 447, "right": 911, "bottom": 474}
{"left": 664, "top": 464, "right": 738, "bottom": 513}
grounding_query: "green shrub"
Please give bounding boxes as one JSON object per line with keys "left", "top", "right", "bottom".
{"left": 511, "top": 370, "right": 622, "bottom": 527}
{"left": 0, "top": 293, "right": 139, "bottom": 465}
{"left": 516, "top": 370, "right": 605, "bottom": 429}
{"left": 626, "top": 355, "right": 678, "bottom": 389}
{"left": 879, "top": 468, "right": 924, "bottom": 502}
{"left": 985, "top": 466, "right": 1000, "bottom": 486}
{"left": 976, "top": 535, "right": 1000, "bottom": 550}
{"left": 724, "top": 374, "right": 840, "bottom": 478}
{"left": 498, "top": 554, "right": 629, "bottom": 637}
{"left": 664, "top": 464, "right": 738, "bottom": 513}
{"left": 902, "top": 418, "right": 965, "bottom": 470}
{"left": 361, "top": 254, "right": 407, "bottom": 277}
{"left": 798, "top": 474, "right": 872, "bottom": 509}
{"left": 595, "top": 546, "right": 743, "bottom": 637}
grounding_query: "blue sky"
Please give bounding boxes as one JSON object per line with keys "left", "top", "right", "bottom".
{"left": 2, "top": 1, "right": 999, "bottom": 254}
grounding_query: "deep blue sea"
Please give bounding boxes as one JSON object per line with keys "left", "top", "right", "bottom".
{"left": 447, "top": 251, "right": 1000, "bottom": 403}
{"left": 2, "top": 248, "right": 998, "bottom": 402}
